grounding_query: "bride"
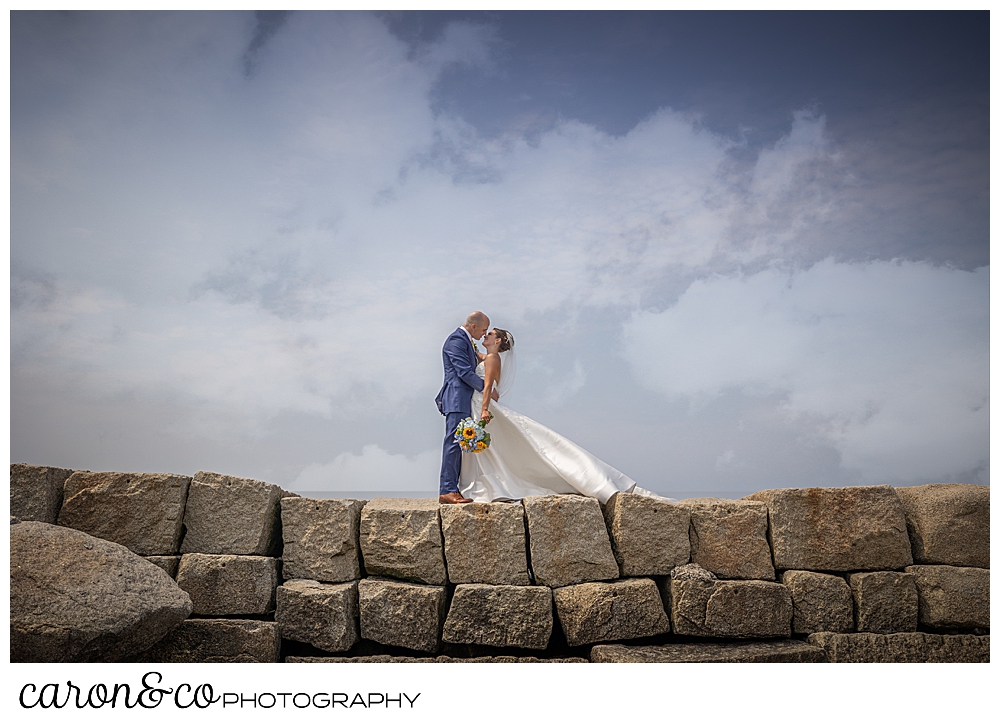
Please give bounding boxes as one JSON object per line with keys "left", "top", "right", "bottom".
{"left": 459, "top": 328, "right": 657, "bottom": 504}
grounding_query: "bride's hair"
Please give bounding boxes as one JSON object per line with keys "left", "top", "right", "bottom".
{"left": 493, "top": 328, "right": 514, "bottom": 353}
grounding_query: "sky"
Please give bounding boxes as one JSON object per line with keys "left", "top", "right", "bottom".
{"left": 9, "top": 10, "right": 989, "bottom": 499}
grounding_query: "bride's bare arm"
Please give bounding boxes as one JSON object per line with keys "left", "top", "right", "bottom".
{"left": 480, "top": 353, "right": 501, "bottom": 421}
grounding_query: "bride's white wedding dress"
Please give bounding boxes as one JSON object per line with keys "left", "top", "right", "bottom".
{"left": 459, "top": 361, "right": 654, "bottom": 504}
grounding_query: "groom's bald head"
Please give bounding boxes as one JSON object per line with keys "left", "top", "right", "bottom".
{"left": 466, "top": 311, "right": 489, "bottom": 327}
{"left": 464, "top": 311, "right": 490, "bottom": 340}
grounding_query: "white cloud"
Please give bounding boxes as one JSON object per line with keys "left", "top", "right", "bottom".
{"left": 291, "top": 445, "right": 439, "bottom": 492}
{"left": 623, "top": 260, "right": 988, "bottom": 483}
{"left": 417, "top": 20, "right": 499, "bottom": 74}
{"left": 751, "top": 109, "right": 830, "bottom": 202}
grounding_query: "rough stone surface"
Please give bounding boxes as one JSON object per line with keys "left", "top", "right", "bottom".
{"left": 553, "top": 578, "right": 670, "bottom": 646}
{"left": 287, "top": 655, "right": 588, "bottom": 663}
{"left": 281, "top": 497, "right": 364, "bottom": 583}
{"left": 358, "top": 578, "right": 447, "bottom": 652}
{"left": 523, "top": 495, "right": 619, "bottom": 587}
{"left": 11, "top": 521, "right": 192, "bottom": 662}
{"left": 808, "top": 632, "right": 989, "bottom": 663}
{"left": 781, "top": 570, "right": 854, "bottom": 634}
{"left": 137, "top": 619, "right": 280, "bottom": 663}
{"left": 849, "top": 571, "right": 918, "bottom": 633}
{"left": 603, "top": 493, "right": 690, "bottom": 576}
{"left": 181, "top": 471, "right": 293, "bottom": 556}
{"left": 442, "top": 584, "right": 553, "bottom": 649}
{"left": 678, "top": 498, "right": 774, "bottom": 580}
{"left": 359, "top": 498, "right": 446, "bottom": 585}
{"left": 440, "top": 502, "right": 530, "bottom": 585}
{"left": 144, "top": 556, "right": 180, "bottom": 578}
{"left": 276, "top": 580, "right": 359, "bottom": 653}
{"left": 905, "top": 565, "right": 990, "bottom": 630}
{"left": 176, "top": 554, "right": 279, "bottom": 616}
{"left": 670, "top": 563, "right": 792, "bottom": 638}
{"left": 58, "top": 471, "right": 190, "bottom": 555}
{"left": 746, "top": 486, "right": 912, "bottom": 571}
{"left": 896, "top": 484, "right": 989, "bottom": 568}
{"left": 10, "top": 463, "right": 75, "bottom": 524}
{"left": 671, "top": 562, "right": 717, "bottom": 582}
{"left": 591, "top": 640, "right": 827, "bottom": 663}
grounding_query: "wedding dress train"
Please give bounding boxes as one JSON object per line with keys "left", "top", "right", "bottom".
{"left": 459, "top": 362, "right": 654, "bottom": 504}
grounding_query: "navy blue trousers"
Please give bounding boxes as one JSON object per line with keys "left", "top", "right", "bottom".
{"left": 439, "top": 411, "right": 467, "bottom": 495}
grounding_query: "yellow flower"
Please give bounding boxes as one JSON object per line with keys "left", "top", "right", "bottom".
{"left": 463, "top": 427, "right": 476, "bottom": 439}
{"left": 476, "top": 441, "right": 486, "bottom": 450}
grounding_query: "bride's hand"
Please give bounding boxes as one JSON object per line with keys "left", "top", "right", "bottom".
{"left": 481, "top": 411, "right": 493, "bottom": 424}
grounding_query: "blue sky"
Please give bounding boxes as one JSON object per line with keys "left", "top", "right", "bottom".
{"left": 10, "top": 11, "right": 989, "bottom": 498}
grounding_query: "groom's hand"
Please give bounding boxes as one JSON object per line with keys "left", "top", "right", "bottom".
{"left": 491, "top": 389, "right": 499, "bottom": 402}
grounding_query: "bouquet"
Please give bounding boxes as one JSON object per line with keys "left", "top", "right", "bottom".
{"left": 454, "top": 416, "right": 491, "bottom": 453}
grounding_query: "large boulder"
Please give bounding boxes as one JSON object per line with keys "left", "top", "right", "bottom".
{"left": 678, "top": 498, "right": 773, "bottom": 580}
{"left": 603, "top": 493, "right": 689, "bottom": 576}
{"left": 849, "top": 572, "right": 918, "bottom": 634}
{"left": 276, "top": 580, "right": 359, "bottom": 653}
{"left": 442, "top": 584, "right": 553, "bottom": 649}
{"left": 553, "top": 578, "right": 670, "bottom": 646}
{"left": 590, "top": 640, "right": 827, "bottom": 663}
{"left": 670, "top": 563, "right": 792, "bottom": 638}
{"left": 895, "top": 484, "right": 989, "bottom": 568}
{"left": 10, "top": 463, "right": 75, "bottom": 523}
{"left": 905, "top": 565, "right": 990, "bottom": 630}
{"left": 57, "top": 471, "right": 190, "bottom": 555}
{"left": 808, "top": 632, "right": 989, "bottom": 663}
{"left": 359, "top": 498, "right": 447, "bottom": 585}
{"left": 180, "top": 471, "right": 294, "bottom": 556}
{"left": 523, "top": 495, "right": 618, "bottom": 587}
{"left": 281, "top": 497, "right": 364, "bottom": 583}
{"left": 358, "top": 578, "right": 447, "bottom": 653}
{"left": 11, "top": 521, "right": 192, "bottom": 662}
{"left": 136, "top": 619, "right": 281, "bottom": 663}
{"left": 781, "top": 570, "right": 854, "bottom": 634}
{"left": 745, "top": 486, "right": 912, "bottom": 571}
{"left": 175, "top": 554, "right": 279, "bottom": 616}
{"left": 440, "top": 502, "right": 530, "bottom": 585}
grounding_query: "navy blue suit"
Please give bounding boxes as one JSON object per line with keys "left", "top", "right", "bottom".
{"left": 436, "top": 328, "right": 484, "bottom": 494}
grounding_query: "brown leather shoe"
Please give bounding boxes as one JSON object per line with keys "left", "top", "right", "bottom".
{"left": 439, "top": 492, "right": 474, "bottom": 504}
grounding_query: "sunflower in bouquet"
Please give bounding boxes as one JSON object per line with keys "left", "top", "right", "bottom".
{"left": 454, "top": 417, "right": 491, "bottom": 453}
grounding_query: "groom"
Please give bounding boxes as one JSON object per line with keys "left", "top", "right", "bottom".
{"left": 436, "top": 311, "right": 498, "bottom": 504}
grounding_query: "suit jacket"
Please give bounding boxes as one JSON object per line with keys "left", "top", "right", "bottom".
{"left": 435, "top": 328, "right": 484, "bottom": 415}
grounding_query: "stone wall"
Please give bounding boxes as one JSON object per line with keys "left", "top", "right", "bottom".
{"left": 10, "top": 465, "right": 990, "bottom": 663}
